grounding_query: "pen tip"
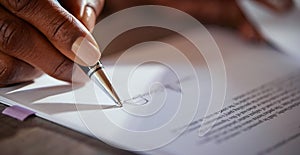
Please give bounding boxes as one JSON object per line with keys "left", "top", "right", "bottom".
{"left": 117, "top": 102, "right": 123, "bottom": 107}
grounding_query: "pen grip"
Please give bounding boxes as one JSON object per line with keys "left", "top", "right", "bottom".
{"left": 79, "top": 61, "right": 103, "bottom": 78}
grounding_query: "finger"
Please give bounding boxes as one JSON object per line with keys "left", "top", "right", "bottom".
{"left": 238, "top": 20, "right": 264, "bottom": 42}
{"left": 0, "top": 6, "right": 88, "bottom": 83}
{"left": 223, "top": 1, "right": 264, "bottom": 42}
{"left": 59, "top": 0, "right": 105, "bottom": 31}
{"left": 0, "top": 52, "right": 42, "bottom": 87}
{"left": 255, "top": 0, "right": 294, "bottom": 12}
{"left": 0, "top": 0, "right": 101, "bottom": 66}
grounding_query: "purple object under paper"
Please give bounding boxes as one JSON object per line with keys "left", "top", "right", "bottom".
{"left": 2, "top": 105, "right": 35, "bottom": 121}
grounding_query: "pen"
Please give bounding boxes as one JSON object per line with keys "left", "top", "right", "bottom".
{"left": 53, "top": 0, "right": 122, "bottom": 106}
{"left": 80, "top": 61, "right": 122, "bottom": 107}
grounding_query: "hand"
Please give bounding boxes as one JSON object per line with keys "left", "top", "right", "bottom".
{"left": 0, "top": 0, "right": 104, "bottom": 87}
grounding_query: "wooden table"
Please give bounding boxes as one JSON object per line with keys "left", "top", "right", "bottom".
{"left": 0, "top": 104, "right": 136, "bottom": 155}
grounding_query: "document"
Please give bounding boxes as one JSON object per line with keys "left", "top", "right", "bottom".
{"left": 1, "top": 27, "right": 300, "bottom": 155}
{"left": 146, "top": 28, "right": 300, "bottom": 155}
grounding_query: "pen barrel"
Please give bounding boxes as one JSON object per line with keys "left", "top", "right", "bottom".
{"left": 79, "top": 61, "right": 122, "bottom": 105}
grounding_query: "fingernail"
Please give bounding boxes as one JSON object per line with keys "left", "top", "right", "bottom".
{"left": 72, "top": 36, "right": 101, "bottom": 66}
{"left": 82, "top": 6, "right": 96, "bottom": 32}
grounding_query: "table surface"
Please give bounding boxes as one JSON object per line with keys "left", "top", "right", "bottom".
{"left": 0, "top": 103, "right": 136, "bottom": 155}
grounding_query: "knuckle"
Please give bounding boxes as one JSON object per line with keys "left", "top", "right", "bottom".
{"left": 7, "top": 0, "right": 38, "bottom": 14}
{"left": 0, "top": 19, "right": 29, "bottom": 55}
{"left": 50, "top": 58, "right": 73, "bottom": 78}
{"left": 48, "top": 14, "right": 76, "bottom": 44}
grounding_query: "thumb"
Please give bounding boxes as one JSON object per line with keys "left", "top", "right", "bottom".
{"left": 60, "top": 0, "right": 105, "bottom": 31}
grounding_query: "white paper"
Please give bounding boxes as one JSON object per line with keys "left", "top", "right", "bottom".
{"left": 1, "top": 28, "right": 300, "bottom": 154}
{"left": 146, "top": 28, "right": 300, "bottom": 155}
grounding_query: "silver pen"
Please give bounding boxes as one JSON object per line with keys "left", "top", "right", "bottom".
{"left": 80, "top": 61, "right": 122, "bottom": 107}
